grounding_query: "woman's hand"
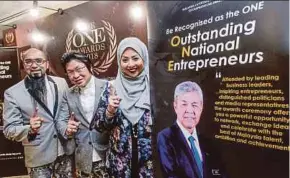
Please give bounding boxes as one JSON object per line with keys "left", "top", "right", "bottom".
{"left": 106, "top": 83, "right": 121, "bottom": 118}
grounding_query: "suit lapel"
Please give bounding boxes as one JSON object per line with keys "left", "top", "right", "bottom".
{"left": 172, "top": 123, "right": 203, "bottom": 178}
{"left": 71, "top": 77, "right": 104, "bottom": 128}
{"left": 72, "top": 91, "right": 90, "bottom": 127}
{"left": 47, "top": 76, "right": 58, "bottom": 118}
{"left": 25, "top": 76, "right": 54, "bottom": 118}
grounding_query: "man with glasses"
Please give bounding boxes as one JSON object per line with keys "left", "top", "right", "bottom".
{"left": 3, "top": 48, "right": 74, "bottom": 178}
{"left": 157, "top": 81, "right": 227, "bottom": 178}
{"left": 57, "top": 51, "right": 109, "bottom": 178}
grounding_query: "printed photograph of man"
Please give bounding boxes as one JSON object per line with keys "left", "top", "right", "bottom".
{"left": 157, "top": 81, "right": 227, "bottom": 178}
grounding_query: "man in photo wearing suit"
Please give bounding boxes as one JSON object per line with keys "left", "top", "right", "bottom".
{"left": 56, "top": 51, "right": 109, "bottom": 178}
{"left": 157, "top": 81, "right": 226, "bottom": 178}
{"left": 3, "top": 48, "right": 74, "bottom": 178}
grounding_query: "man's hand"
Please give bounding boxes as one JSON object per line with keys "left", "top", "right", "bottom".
{"left": 29, "top": 107, "right": 44, "bottom": 134}
{"left": 65, "top": 112, "right": 80, "bottom": 136}
{"left": 107, "top": 83, "right": 121, "bottom": 118}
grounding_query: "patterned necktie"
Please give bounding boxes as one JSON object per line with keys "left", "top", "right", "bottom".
{"left": 188, "top": 136, "right": 203, "bottom": 177}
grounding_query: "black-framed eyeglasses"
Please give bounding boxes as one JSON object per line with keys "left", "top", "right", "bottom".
{"left": 23, "top": 58, "right": 47, "bottom": 66}
{"left": 66, "top": 65, "right": 87, "bottom": 76}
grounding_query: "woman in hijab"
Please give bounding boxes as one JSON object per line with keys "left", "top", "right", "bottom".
{"left": 92, "top": 37, "right": 153, "bottom": 178}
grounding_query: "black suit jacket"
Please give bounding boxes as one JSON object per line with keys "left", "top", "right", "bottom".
{"left": 157, "top": 122, "right": 227, "bottom": 178}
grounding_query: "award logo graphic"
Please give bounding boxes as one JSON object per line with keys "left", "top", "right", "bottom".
{"left": 66, "top": 20, "right": 117, "bottom": 74}
{"left": 5, "top": 31, "right": 15, "bottom": 45}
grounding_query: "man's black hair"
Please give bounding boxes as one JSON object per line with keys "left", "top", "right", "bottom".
{"left": 61, "top": 51, "right": 92, "bottom": 73}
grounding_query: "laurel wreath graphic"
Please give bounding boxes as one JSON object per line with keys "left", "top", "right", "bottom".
{"left": 65, "top": 20, "right": 117, "bottom": 74}
{"left": 65, "top": 29, "right": 74, "bottom": 53}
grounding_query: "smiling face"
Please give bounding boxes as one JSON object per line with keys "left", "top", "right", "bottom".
{"left": 120, "top": 48, "right": 144, "bottom": 78}
{"left": 65, "top": 59, "right": 92, "bottom": 87}
{"left": 22, "top": 49, "right": 48, "bottom": 78}
{"left": 174, "top": 91, "right": 203, "bottom": 134}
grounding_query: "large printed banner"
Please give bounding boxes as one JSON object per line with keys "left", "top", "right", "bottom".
{"left": 0, "top": 48, "right": 26, "bottom": 177}
{"left": 148, "top": 1, "right": 289, "bottom": 178}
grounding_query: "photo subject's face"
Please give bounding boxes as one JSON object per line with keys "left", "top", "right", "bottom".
{"left": 66, "top": 59, "right": 91, "bottom": 87}
{"left": 174, "top": 91, "right": 203, "bottom": 133}
{"left": 23, "top": 50, "right": 48, "bottom": 78}
{"left": 120, "top": 48, "right": 144, "bottom": 78}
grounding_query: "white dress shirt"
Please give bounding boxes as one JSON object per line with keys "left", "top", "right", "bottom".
{"left": 176, "top": 120, "right": 203, "bottom": 161}
{"left": 79, "top": 76, "right": 101, "bottom": 162}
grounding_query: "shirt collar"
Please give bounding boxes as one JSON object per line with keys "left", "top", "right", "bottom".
{"left": 73, "top": 76, "right": 94, "bottom": 93}
{"left": 176, "top": 120, "right": 198, "bottom": 140}
{"left": 81, "top": 75, "right": 94, "bottom": 91}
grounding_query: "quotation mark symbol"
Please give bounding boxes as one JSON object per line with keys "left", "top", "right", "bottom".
{"left": 215, "top": 71, "right": 222, "bottom": 78}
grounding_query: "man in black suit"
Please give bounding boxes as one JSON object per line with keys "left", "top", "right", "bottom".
{"left": 157, "top": 81, "right": 226, "bottom": 178}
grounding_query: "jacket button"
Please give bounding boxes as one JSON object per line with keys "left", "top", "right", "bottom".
{"left": 89, "top": 142, "right": 92, "bottom": 145}
{"left": 53, "top": 135, "right": 57, "bottom": 138}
